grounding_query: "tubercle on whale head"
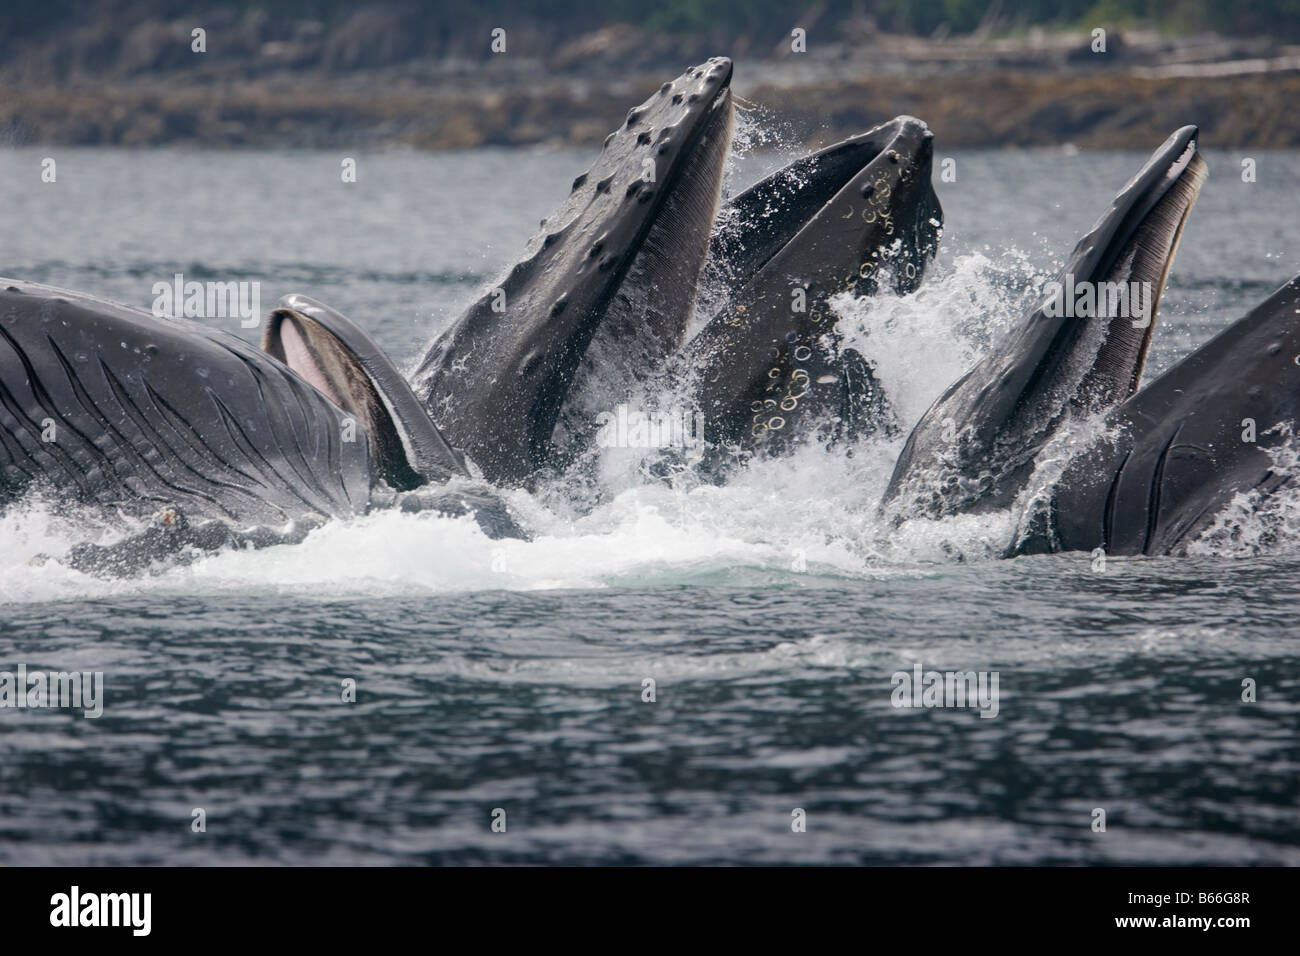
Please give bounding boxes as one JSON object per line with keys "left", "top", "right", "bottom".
{"left": 706, "top": 115, "right": 940, "bottom": 302}
{"left": 685, "top": 114, "right": 943, "bottom": 461}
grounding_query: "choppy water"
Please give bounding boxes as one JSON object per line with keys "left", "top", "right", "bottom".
{"left": 1, "top": 137, "right": 1298, "bottom": 864}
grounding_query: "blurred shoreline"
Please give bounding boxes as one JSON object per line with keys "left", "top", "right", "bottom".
{"left": 5, "top": 17, "right": 1300, "bottom": 150}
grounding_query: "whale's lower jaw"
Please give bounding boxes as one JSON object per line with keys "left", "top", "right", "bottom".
{"left": 0, "top": 278, "right": 525, "bottom": 569}
{"left": 683, "top": 116, "right": 942, "bottom": 466}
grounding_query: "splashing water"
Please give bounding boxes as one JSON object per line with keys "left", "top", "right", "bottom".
{"left": 8, "top": 242, "right": 1290, "bottom": 607}
{"left": 1185, "top": 423, "right": 1300, "bottom": 558}
{"left": 2, "top": 143, "right": 1300, "bottom": 605}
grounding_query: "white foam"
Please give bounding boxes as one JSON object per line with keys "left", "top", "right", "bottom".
{"left": 1184, "top": 423, "right": 1300, "bottom": 558}
{"left": 830, "top": 250, "right": 1045, "bottom": 428}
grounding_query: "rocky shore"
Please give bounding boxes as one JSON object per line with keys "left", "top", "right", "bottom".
{"left": 3, "top": 12, "right": 1299, "bottom": 150}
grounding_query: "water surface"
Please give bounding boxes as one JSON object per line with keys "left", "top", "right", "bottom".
{"left": 0, "top": 141, "right": 1297, "bottom": 864}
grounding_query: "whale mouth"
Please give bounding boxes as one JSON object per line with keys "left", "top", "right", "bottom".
{"left": 264, "top": 295, "right": 468, "bottom": 491}
{"left": 1065, "top": 127, "right": 1207, "bottom": 408}
{"left": 707, "top": 116, "right": 939, "bottom": 300}
{"left": 545, "top": 65, "right": 736, "bottom": 468}
{"left": 883, "top": 126, "right": 1206, "bottom": 519}
{"left": 685, "top": 115, "right": 943, "bottom": 458}
{"left": 978, "top": 126, "right": 1206, "bottom": 440}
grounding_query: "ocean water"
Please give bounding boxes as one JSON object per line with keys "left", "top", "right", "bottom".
{"left": 0, "top": 136, "right": 1298, "bottom": 864}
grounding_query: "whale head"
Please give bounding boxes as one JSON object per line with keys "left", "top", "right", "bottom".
{"left": 413, "top": 58, "right": 735, "bottom": 486}
{"left": 886, "top": 126, "right": 1206, "bottom": 519}
{"left": 688, "top": 116, "right": 943, "bottom": 461}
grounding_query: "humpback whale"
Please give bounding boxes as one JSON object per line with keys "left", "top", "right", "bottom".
{"left": 411, "top": 57, "right": 943, "bottom": 487}
{"left": 685, "top": 116, "right": 941, "bottom": 469}
{"left": 1015, "top": 274, "right": 1300, "bottom": 556}
{"left": 0, "top": 281, "right": 519, "bottom": 573}
{"left": 0, "top": 280, "right": 366, "bottom": 526}
{"left": 883, "top": 126, "right": 1206, "bottom": 521}
{"left": 0, "top": 56, "right": 948, "bottom": 573}
{"left": 411, "top": 57, "right": 737, "bottom": 487}
{"left": 25, "top": 58, "right": 1274, "bottom": 573}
